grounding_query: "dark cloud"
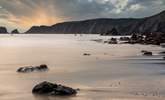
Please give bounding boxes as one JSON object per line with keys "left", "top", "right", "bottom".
{"left": 0, "top": 0, "right": 165, "bottom": 32}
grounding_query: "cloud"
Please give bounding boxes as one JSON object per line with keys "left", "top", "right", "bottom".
{"left": 0, "top": 0, "right": 165, "bottom": 32}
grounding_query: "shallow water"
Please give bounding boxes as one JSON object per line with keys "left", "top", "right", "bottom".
{"left": 0, "top": 34, "right": 164, "bottom": 100}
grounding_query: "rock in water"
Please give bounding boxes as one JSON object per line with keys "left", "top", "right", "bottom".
{"left": 143, "top": 51, "right": 153, "bottom": 56}
{"left": 32, "top": 81, "right": 77, "bottom": 96}
{"left": 17, "top": 64, "right": 48, "bottom": 73}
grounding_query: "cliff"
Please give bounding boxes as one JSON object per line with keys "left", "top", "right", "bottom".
{"left": 26, "top": 10, "right": 165, "bottom": 35}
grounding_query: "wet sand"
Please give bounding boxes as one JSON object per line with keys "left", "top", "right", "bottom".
{"left": 0, "top": 34, "right": 164, "bottom": 100}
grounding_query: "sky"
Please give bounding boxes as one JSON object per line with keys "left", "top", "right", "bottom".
{"left": 0, "top": 0, "right": 165, "bottom": 32}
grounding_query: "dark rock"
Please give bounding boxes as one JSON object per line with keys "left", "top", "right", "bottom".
{"left": 159, "top": 51, "right": 165, "bottom": 54}
{"left": 17, "top": 64, "right": 48, "bottom": 73}
{"left": 163, "top": 57, "right": 165, "bottom": 60}
{"left": 83, "top": 53, "right": 91, "bottom": 56}
{"left": 144, "top": 32, "right": 165, "bottom": 45}
{"left": 141, "top": 50, "right": 148, "bottom": 53}
{"left": 108, "top": 38, "right": 118, "bottom": 44}
{"left": 11, "top": 29, "right": 19, "bottom": 34}
{"left": 0, "top": 27, "right": 8, "bottom": 33}
{"left": 32, "top": 81, "right": 77, "bottom": 96}
{"left": 143, "top": 51, "right": 153, "bottom": 56}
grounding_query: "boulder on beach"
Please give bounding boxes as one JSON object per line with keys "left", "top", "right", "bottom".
{"left": 142, "top": 51, "right": 153, "bottom": 56}
{"left": 83, "top": 53, "right": 91, "bottom": 56}
{"left": 17, "top": 64, "right": 48, "bottom": 73}
{"left": 32, "top": 81, "right": 77, "bottom": 96}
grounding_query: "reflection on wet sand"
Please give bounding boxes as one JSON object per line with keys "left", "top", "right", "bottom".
{"left": 0, "top": 34, "right": 164, "bottom": 100}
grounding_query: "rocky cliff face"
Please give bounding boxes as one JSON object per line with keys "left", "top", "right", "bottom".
{"left": 0, "top": 27, "right": 8, "bottom": 33}
{"left": 26, "top": 10, "right": 165, "bottom": 34}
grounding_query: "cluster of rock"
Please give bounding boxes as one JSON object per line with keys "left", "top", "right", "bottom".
{"left": 17, "top": 64, "right": 48, "bottom": 73}
{"left": 119, "top": 32, "right": 165, "bottom": 45}
{"left": 32, "top": 81, "right": 77, "bottom": 96}
{"left": 17, "top": 65, "right": 78, "bottom": 97}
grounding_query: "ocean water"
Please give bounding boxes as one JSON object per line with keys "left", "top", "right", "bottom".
{"left": 0, "top": 34, "right": 164, "bottom": 100}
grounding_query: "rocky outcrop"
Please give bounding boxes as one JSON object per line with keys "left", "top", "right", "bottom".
{"left": 11, "top": 29, "right": 19, "bottom": 34}
{"left": 127, "top": 32, "right": 165, "bottom": 45}
{"left": 0, "top": 27, "right": 8, "bottom": 33}
{"left": 26, "top": 10, "right": 165, "bottom": 34}
{"left": 26, "top": 26, "right": 53, "bottom": 33}
{"left": 17, "top": 64, "right": 48, "bottom": 73}
{"left": 32, "top": 81, "right": 77, "bottom": 96}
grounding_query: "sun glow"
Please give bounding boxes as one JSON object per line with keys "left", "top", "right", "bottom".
{"left": 8, "top": 7, "right": 64, "bottom": 30}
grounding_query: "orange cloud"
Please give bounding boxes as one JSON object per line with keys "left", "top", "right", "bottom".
{"left": 8, "top": 7, "right": 64, "bottom": 29}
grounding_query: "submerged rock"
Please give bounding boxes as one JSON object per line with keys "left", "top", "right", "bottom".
{"left": 17, "top": 64, "right": 48, "bottom": 73}
{"left": 32, "top": 81, "right": 77, "bottom": 96}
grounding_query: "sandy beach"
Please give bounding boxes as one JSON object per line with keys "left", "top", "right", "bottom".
{"left": 0, "top": 34, "right": 165, "bottom": 100}
{"left": 0, "top": 34, "right": 164, "bottom": 100}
